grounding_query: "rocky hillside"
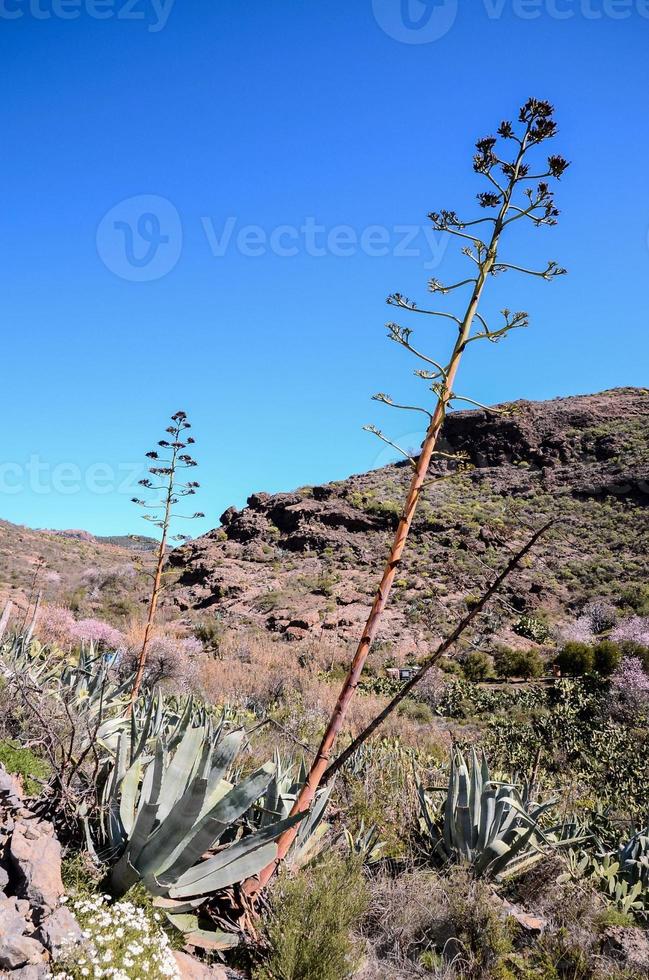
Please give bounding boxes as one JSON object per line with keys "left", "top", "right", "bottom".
{"left": 168, "top": 388, "right": 649, "bottom": 655}
{"left": 0, "top": 522, "right": 155, "bottom": 622}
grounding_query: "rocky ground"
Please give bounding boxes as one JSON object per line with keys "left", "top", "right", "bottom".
{"left": 167, "top": 387, "right": 649, "bottom": 655}
{"left": 0, "top": 765, "right": 231, "bottom": 979}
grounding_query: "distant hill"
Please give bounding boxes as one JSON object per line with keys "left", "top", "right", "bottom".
{"left": 0, "top": 520, "right": 156, "bottom": 622}
{"left": 167, "top": 388, "right": 649, "bottom": 655}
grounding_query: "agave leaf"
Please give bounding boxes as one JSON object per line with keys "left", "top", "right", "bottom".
{"left": 170, "top": 811, "right": 306, "bottom": 897}
{"left": 119, "top": 756, "right": 143, "bottom": 837}
{"left": 184, "top": 928, "right": 239, "bottom": 951}
{"left": 155, "top": 764, "right": 276, "bottom": 884}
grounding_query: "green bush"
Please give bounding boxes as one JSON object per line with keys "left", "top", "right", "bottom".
{"left": 494, "top": 647, "right": 544, "bottom": 679}
{"left": 555, "top": 642, "right": 594, "bottom": 676}
{"left": 255, "top": 856, "right": 369, "bottom": 980}
{"left": 462, "top": 651, "right": 492, "bottom": 682}
{"left": 620, "top": 584, "right": 649, "bottom": 616}
{"left": 0, "top": 739, "right": 50, "bottom": 795}
{"left": 397, "top": 699, "right": 435, "bottom": 724}
{"left": 592, "top": 640, "right": 622, "bottom": 676}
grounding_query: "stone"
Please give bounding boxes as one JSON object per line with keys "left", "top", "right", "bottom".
{"left": 0, "top": 767, "right": 23, "bottom": 808}
{"left": 9, "top": 965, "right": 50, "bottom": 979}
{"left": 0, "top": 894, "right": 27, "bottom": 939}
{"left": 172, "top": 949, "right": 229, "bottom": 979}
{"left": 601, "top": 926, "right": 649, "bottom": 972}
{"left": 500, "top": 897, "right": 547, "bottom": 934}
{"left": 39, "top": 906, "right": 83, "bottom": 959}
{"left": 9, "top": 823, "right": 64, "bottom": 912}
{"left": 0, "top": 934, "right": 46, "bottom": 970}
{"left": 0, "top": 865, "right": 9, "bottom": 891}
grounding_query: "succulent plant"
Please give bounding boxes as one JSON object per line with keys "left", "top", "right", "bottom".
{"left": 563, "top": 822, "right": 649, "bottom": 913}
{"left": 419, "top": 748, "right": 582, "bottom": 881}
{"left": 99, "top": 712, "right": 305, "bottom": 946}
{"left": 256, "top": 752, "right": 332, "bottom": 868}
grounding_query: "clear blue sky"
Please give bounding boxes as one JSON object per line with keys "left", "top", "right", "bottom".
{"left": 2, "top": 0, "right": 648, "bottom": 537}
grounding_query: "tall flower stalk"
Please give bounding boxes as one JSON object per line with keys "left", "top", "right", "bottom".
{"left": 129, "top": 411, "right": 203, "bottom": 705}
{"left": 245, "top": 97, "right": 569, "bottom": 896}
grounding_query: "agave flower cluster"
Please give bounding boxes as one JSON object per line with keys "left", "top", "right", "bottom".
{"left": 51, "top": 896, "right": 180, "bottom": 979}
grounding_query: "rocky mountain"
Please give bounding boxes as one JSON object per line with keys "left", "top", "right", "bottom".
{"left": 168, "top": 388, "right": 649, "bottom": 655}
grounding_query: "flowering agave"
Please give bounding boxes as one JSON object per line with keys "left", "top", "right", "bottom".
{"left": 418, "top": 748, "right": 582, "bottom": 880}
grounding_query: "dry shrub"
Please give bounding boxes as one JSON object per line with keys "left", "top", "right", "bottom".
{"left": 34, "top": 604, "right": 77, "bottom": 648}
{"left": 200, "top": 630, "right": 450, "bottom": 757}
{"left": 118, "top": 620, "right": 207, "bottom": 694}
{"left": 361, "top": 866, "right": 513, "bottom": 979}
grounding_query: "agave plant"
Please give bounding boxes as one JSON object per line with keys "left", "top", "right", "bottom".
{"left": 343, "top": 820, "right": 386, "bottom": 866}
{"left": 255, "top": 752, "right": 332, "bottom": 868}
{"left": 99, "top": 712, "right": 304, "bottom": 947}
{"left": 418, "top": 748, "right": 582, "bottom": 881}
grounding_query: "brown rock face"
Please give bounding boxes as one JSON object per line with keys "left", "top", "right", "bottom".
{"left": 168, "top": 388, "right": 649, "bottom": 650}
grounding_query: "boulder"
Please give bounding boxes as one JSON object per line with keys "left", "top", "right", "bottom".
{"left": 0, "top": 934, "right": 46, "bottom": 970}
{"left": 0, "top": 894, "right": 28, "bottom": 940}
{"left": 172, "top": 949, "right": 229, "bottom": 979}
{"left": 39, "top": 905, "right": 83, "bottom": 959}
{"left": 9, "top": 822, "right": 64, "bottom": 912}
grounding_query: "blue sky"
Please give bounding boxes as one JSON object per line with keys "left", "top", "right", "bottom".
{"left": 1, "top": 0, "right": 648, "bottom": 537}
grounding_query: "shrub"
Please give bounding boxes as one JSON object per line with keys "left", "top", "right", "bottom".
{"left": 72, "top": 618, "right": 124, "bottom": 650}
{"left": 582, "top": 598, "right": 618, "bottom": 634}
{"left": 592, "top": 639, "right": 621, "bottom": 676}
{"left": 494, "top": 646, "right": 544, "bottom": 679}
{"left": 254, "top": 856, "right": 369, "bottom": 980}
{"left": 51, "top": 895, "right": 180, "bottom": 978}
{"left": 397, "top": 699, "right": 435, "bottom": 724}
{"left": 35, "top": 604, "right": 76, "bottom": 648}
{"left": 620, "top": 584, "right": 649, "bottom": 616}
{"left": 513, "top": 615, "right": 550, "bottom": 644}
{"left": 612, "top": 616, "right": 649, "bottom": 649}
{"left": 608, "top": 656, "right": 649, "bottom": 719}
{"left": 555, "top": 642, "right": 594, "bottom": 676}
{"left": 462, "top": 651, "right": 491, "bottom": 682}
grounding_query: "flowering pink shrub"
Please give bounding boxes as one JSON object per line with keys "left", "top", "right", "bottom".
{"left": 559, "top": 616, "right": 594, "bottom": 646}
{"left": 72, "top": 618, "right": 125, "bottom": 650}
{"left": 36, "top": 605, "right": 77, "bottom": 648}
{"left": 608, "top": 656, "right": 649, "bottom": 720}
{"left": 612, "top": 617, "right": 649, "bottom": 648}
